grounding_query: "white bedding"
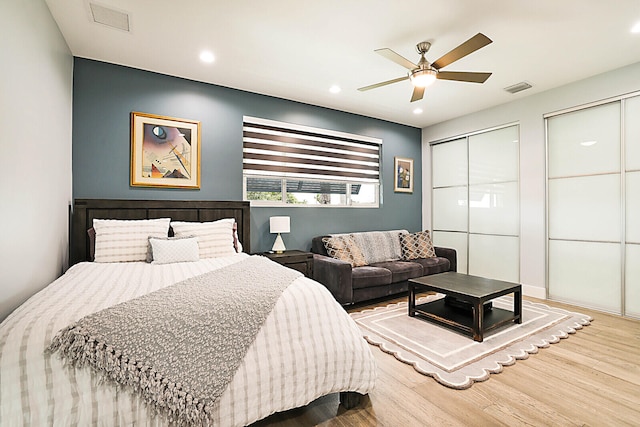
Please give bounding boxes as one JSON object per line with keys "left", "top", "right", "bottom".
{"left": 0, "top": 254, "right": 376, "bottom": 426}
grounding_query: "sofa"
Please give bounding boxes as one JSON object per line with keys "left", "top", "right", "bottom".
{"left": 311, "top": 230, "right": 457, "bottom": 305}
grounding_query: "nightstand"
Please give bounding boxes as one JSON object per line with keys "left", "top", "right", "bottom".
{"left": 259, "top": 250, "right": 314, "bottom": 278}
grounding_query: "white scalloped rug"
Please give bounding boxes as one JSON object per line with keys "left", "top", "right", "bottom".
{"left": 350, "top": 295, "right": 591, "bottom": 389}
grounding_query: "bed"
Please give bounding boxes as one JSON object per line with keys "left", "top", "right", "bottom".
{"left": 0, "top": 199, "right": 376, "bottom": 426}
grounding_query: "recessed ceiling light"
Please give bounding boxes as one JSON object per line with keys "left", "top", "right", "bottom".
{"left": 199, "top": 51, "right": 215, "bottom": 63}
{"left": 329, "top": 85, "right": 341, "bottom": 94}
{"left": 632, "top": 22, "right": 640, "bottom": 33}
{"left": 413, "top": 108, "right": 423, "bottom": 114}
{"left": 580, "top": 140, "right": 597, "bottom": 147}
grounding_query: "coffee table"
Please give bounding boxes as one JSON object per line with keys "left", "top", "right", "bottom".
{"left": 408, "top": 272, "right": 522, "bottom": 342}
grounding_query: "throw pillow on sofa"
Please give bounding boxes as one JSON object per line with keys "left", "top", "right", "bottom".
{"left": 400, "top": 230, "right": 436, "bottom": 260}
{"left": 333, "top": 230, "right": 407, "bottom": 263}
{"left": 322, "top": 235, "right": 368, "bottom": 267}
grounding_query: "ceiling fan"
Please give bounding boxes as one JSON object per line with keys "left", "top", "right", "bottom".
{"left": 358, "top": 33, "right": 493, "bottom": 102}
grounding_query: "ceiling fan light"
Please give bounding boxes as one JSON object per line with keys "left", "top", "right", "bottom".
{"left": 410, "top": 69, "right": 437, "bottom": 88}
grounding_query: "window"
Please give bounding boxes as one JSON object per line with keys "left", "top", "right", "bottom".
{"left": 243, "top": 116, "right": 381, "bottom": 207}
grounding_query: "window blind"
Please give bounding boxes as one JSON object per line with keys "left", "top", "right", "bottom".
{"left": 243, "top": 116, "right": 381, "bottom": 183}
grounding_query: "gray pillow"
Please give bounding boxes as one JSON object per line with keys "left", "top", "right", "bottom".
{"left": 148, "top": 236, "right": 200, "bottom": 264}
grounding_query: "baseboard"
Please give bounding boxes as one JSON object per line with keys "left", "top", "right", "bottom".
{"left": 522, "top": 284, "right": 546, "bottom": 299}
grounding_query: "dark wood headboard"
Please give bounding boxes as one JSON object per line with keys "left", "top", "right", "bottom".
{"left": 71, "top": 199, "right": 251, "bottom": 265}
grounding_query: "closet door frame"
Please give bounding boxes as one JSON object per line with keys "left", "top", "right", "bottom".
{"left": 430, "top": 122, "right": 520, "bottom": 281}
{"left": 544, "top": 90, "right": 640, "bottom": 318}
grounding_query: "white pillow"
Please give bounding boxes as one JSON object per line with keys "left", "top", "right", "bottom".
{"left": 170, "top": 219, "right": 237, "bottom": 258}
{"left": 93, "top": 218, "right": 170, "bottom": 263}
{"left": 149, "top": 237, "right": 200, "bottom": 264}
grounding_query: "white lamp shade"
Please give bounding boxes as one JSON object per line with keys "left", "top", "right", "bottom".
{"left": 269, "top": 216, "right": 290, "bottom": 234}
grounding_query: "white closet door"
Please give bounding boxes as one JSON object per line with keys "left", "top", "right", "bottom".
{"left": 625, "top": 244, "right": 640, "bottom": 317}
{"left": 432, "top": 138, "right": 467, "bottom": 187}
{"left": 468, "top": 125, "right": 519, "bottom": 281}
{"left": 469, "top": 182, "right": 519, "bottom": 235}
{"left": 431, "top": 125, "right": 519, "bottom": 282}
{"left": 548, "top": 102, "right": 620, "bottom": 178}
{"left": 469, "top": 126, "right": 519, "bottom": 184}
{"left": 432, "top": 187, "right": 468, "bottom": 232}
{"left": 469, "top": 234, "right": 519, "bottom": 282}
{"left": 625, "top": 96, "right": 640, "bottom": 171}
{"left": 626, "top": 172, "right": 640, "bottom": 243}
{"left": 432, "top": 137, "right": 469, "bottom": 266}
{"left": 625, "top": 96, "right": 640, "bottom": 318}
{"left": 433, "top": 231, "right": 467, "bottom": 274}
{"left": 547, "top": 101, "right": 622, "bottom": 314}
{"left": 548, "top": 240, "right": 621, "bottom": 313}
{"left": 548, "top": 174, "right": 621, "bottom": 242}
{"left": 626, "top": 173, "right": 640, "bottom": 317}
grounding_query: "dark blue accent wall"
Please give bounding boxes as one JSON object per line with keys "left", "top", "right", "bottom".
{"left": 72, "top": 58, "right": 422, "bottom": 252}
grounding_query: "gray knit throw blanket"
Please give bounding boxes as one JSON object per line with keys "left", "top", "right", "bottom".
{"left": 48, "top": 256, "right": 302, "bottom": 426}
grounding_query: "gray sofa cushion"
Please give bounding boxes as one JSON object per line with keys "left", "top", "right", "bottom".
{"left": 370, "top": 261, "right": 423, "bottom": 283}
{"left": 311, "top": 233, "right": 458, "bottom": 305}
{"left": 352, "top": 266, "right": 392, "bottom": 289}
{"left": 412, "top": 257, "right": 451, "bottom": 275}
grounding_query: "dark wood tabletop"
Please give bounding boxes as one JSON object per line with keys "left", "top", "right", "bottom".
{"left": 409, "top": 271, "right": 522, "bottom": 342}
{"left": 409, "top": 272, "right": 521, "bottom": 298}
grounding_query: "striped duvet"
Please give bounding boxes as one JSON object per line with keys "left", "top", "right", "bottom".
{"left": 0, "top": 254, "right": 376, "bottom": 426}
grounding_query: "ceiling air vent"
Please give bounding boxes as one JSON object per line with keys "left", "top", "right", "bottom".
{"left": 503, "top": 81, "right": 532, "bottom": 94}
{"left": 89, "top": 2, "right": 130, "bottom": 32}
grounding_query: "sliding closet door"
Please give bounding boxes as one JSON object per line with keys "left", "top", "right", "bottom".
{"left": 432, "top": 138, "right": 468, "bottom": 273}
{"left": 431, "top": 125, "right": 519, "bottom": 281}
{"left": 547, "top": 102, "right": 622, "bottom": 313}
{"left": 468, "top": 127, "right": 519, "bottom": 282}
{"left": 625, "top": 96, "right": 640, "bottom": 318}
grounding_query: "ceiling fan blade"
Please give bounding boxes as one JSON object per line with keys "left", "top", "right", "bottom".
{"left": 358, "top": 76, "right": 408, "bottom": 91}
{"left": 410, "top": 86, "right": 425, "bottom": 102}
{"left": 431, "top": 33, "right": 492, "bottom": 70}
{"left": 436, "top": 71, "right": 492, "bottom": 83}
{"left": 375, "top": 48, "right": 418, "bottom": 70}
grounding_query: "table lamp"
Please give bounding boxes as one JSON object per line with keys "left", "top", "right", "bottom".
{"left": 269, "top": 216, "right": 290, "bottom": 253}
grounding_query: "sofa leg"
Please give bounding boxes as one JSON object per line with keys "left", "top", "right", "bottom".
{"left": 339, "top": 391, "right": 363, "bottom": 409}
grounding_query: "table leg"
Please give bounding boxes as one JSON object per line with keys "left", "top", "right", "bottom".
{"left": 473, "top": 301, "right": 484, "bottom": 342}
{"left": 408, "top": 284, "right": 416, "bottom": 317}
{"left": 514, "top": 288, "right": 522, "bottom": 324}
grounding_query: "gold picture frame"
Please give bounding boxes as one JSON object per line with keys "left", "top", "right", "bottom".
{"left": 394, "top": 156, "right": 413, "bottom": 193}
{"left": 130, "top": 112, "right": 201, "bottom": 189}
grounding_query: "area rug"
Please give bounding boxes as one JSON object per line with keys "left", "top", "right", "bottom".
{"left": 350, "top": 295, "right": 592, "bottom": 389}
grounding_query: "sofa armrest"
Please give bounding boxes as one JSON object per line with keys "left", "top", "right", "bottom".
{"left": 312, "top": 254, "right": 353, "bottom": 304}
{"left": 435, "top": 246, "right": 457, "bottom": 272}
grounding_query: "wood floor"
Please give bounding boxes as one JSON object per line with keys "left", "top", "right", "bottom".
{"left": 253, "top": 295, "right": 640, "bottom": 427}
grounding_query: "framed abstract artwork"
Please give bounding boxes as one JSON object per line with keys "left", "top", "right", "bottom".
{"left": 130, "top": 112, "right": 201, "bottom": 189}
{"left": 394, "top": 156, "right": 413, "bottom": 193}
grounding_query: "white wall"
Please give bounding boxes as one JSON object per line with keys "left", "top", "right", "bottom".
{"left": 422, "top": 61, "right": 640, "bottom": 298}
{"left": 0, "top": 1, "right": 73, "bottom": 321}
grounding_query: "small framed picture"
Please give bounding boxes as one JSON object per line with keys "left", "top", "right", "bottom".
{"left": 394, "top": 156, "right": 413, "bottom": 193}
{"left": 130, "top": 112, "right": 201, "bottom": 189}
